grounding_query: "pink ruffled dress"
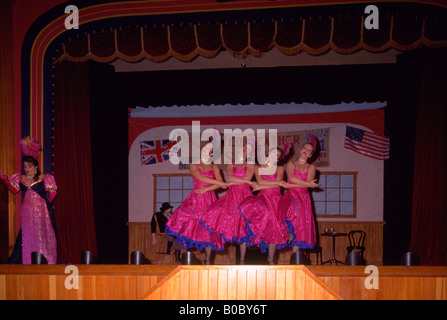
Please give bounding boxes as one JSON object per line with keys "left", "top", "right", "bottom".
{"left": 238, "top": 170, "right": 289, "bottom": 252}
{"left": 10, "top": 173, "right": 58, "bottom": 264}
{"left": 277, "top": 165, "right": 316, "bottom": 250}
{"left": 165, "top": 167, "right": 225, "bottom": 251}
{"left": 200, "top": 165, "right": 253, "bottom": 244}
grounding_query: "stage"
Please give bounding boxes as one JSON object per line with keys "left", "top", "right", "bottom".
{"left": 1, "top": 264, "right": 446, "bottom": 300}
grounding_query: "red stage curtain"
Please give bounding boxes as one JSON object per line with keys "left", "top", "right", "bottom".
{"left": 393, "top": 15, "right": 424, "bottom": 46}
{"left": 196, "top": 24, "right": 221, "bottom": 52}
{"left": 409, "top": 47, "right": 447, "bottom": 265}
{"left": 362, "top": 15, "right": 392, "bottom": 49}
{"left": 303, "top": 17, "right": 332, "bottom": 52}
{"left": 0, "top": 2, "right": 15, "bottom": 262}
{"left": 90, "top": 31, "right": 116, "bottom": 58}
{"left": 143, "top": 26, "right": 170, "bottom": 57}
{"left": 170, "top": 25, "right": 197, "bottom": 56}
{"left": 332, "top": 15, "right": 362, "bottom": 50}
{"left": 55, "top": 15, "right": 447, "bottom": 64}
{"left": 274, "top": 20, "right": 302, "bottom": 50}
{"left": 250, "top": 21, "right": 275, "bottom": 52}
{"left": 53, "top": 61, "right": 97, "bottom": 264}
{"left": 116, "top": 27, "right": 143, "bottom": 57}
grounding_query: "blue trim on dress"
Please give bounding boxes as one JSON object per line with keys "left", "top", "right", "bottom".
{"left": 199, "top": 219, "right": 253, "bottom": 246}
{"left": 238, "top": 206, "right": 269, "bottom": 252}
{"left": 276, "top": 219, "right": 314, "bottom": 250}
{"left": 165, "top": 226, "right": 224, "bottom": 252}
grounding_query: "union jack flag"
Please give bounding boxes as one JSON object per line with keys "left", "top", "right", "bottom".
{"left": 140, "top": 139, "right": 177, "bottom": 165}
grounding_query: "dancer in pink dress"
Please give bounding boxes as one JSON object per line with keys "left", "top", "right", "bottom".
{"left": 165, "top": 145, "right": 229, "bottom": 264}
{"left": 278, "top": 136, "right": 320, "bottom": 253}
{"left": 0, "top": 137, "right": 58, "bottom": 264}
{"left": 238, "top": 148, "right": 289, "bottom": 264}
{"left": 200, "top": 146, "right": 255, "bottom": 264}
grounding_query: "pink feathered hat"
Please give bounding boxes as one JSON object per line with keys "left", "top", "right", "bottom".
{"left": 20, "top": 136, "right": 41, "bottom": 159}
{"left": 305, "top": 131, "right": 317, "bottom": 156}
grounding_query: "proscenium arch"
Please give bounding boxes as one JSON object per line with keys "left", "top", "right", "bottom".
{"left": 21, "top": 0, "right": 447, "bottom": 172}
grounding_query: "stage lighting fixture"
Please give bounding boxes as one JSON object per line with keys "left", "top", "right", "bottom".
{"left": 31, "top": 252, "right": 48, "bottom": 264}
{"left": 181, "top": 252, "right": 199, "bottom": 265}
{"left": 80, "top": 250, "right": 97, "bottom": 264}
{"left": 290, "top": 251, "right": 310, "bottom": 265}
{"left": 130, "top": 250, "right": 150, "bottom": 265}
{"left": 400, "top": 252, "right": 420, "bottom": 266}
{"left": 344, "top": 251, "right": 366, "bottom": 266}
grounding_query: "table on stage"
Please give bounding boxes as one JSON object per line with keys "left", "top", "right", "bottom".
{"left": 321, "top": 231, "right": 348, "bottom": 265}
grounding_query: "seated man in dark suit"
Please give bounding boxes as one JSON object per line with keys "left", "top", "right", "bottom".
{"left": 151, "top": 202, "right": 181, "bottom": 262}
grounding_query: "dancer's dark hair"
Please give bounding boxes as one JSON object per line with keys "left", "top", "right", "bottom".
{"left": 23, "top": 156, "right": 41, "bottom": 181}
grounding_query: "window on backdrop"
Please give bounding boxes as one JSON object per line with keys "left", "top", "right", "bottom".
{"left": 153, "top": 174, "right": 194, "bottom": 213}
{"left": 154, "top": 171, "right": 357, "bottom": 218}
{"left": 312, "top": 171, "right": 357, "bottom": 218}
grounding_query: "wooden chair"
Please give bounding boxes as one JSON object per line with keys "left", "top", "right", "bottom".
{"left": 304, "top": 233, "right": 323, "bottom": 265}
{"left": 154, "top": 215, "right": 176, "bottom": 264}
{"left": 347, "top": 230, "right": 366, "bottom": 261}
{"left": 305, "top": 246, "right": 323, "bottom": 265}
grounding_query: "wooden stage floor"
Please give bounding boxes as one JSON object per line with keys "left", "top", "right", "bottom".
{"left": 1, "top": 264, "right": 446, "bottom": 300}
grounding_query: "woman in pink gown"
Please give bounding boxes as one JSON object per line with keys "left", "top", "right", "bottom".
{"left": 165, "top": 145, "right": 229, "bottom": 264}
{"left": 1, "top": 155, "right": 58, "bottom": 264}
{"left": 200, "top": 146, "right": 255, "bottom": 264}
{"left": 238, "top": 148, "right": 289, "bottom": 264}
{"left": 277, "top": 139, "right": 320, "bottom": 253}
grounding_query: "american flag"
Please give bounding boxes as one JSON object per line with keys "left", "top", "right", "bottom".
{"left": 344, "top": 126, "right": 390, "bottom": 160}
{"left": 140, "top": 139, "right": 177, "bottom": 165}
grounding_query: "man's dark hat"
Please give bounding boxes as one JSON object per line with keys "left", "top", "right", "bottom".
{"left": 160, "top": 202, "right": 173, "bottom": 212}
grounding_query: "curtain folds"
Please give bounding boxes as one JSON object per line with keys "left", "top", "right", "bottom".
{"left": 0, "top": 2, "right": 15, "bottom": 263}
{"left": 409, "top": 47, "right": 447, "bottom": 265}
{"left": 53, "top": 61, "right": 97, "bottom": 264}
{"left": 55, "top": 15, "right": 447, "bottom": 64}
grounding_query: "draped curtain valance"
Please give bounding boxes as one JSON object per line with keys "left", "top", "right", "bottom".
{"left": 55, "top": 14, "right": 447, "bottom": 64}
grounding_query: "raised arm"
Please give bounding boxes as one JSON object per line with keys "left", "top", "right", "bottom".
{"left": 0, "top": 171, "right": 20, "bottom": 194}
